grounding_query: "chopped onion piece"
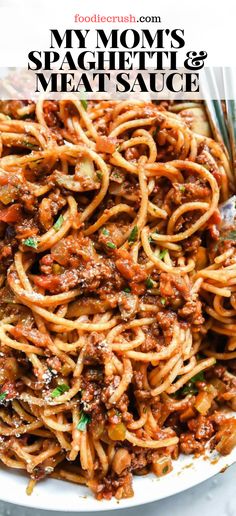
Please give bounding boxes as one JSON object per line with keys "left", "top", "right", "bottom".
{"left": 152, "top": 456, "right": 173, "bottom": 477}
{"left": 194, "top": 391, "right": 212, "bottom": 415}
{"left": 215, "top": 419, "right": 236, "bottom": 455}
{"left": 108, "top": 422, "right": 126, "bottom": 441}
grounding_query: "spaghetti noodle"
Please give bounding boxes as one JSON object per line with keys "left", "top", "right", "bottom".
{"left": 0, "top": 98, "right": 235, "bottom": 500}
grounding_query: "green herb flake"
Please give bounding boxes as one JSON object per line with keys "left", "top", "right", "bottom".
{"left": 128, "top": 225, "right": 138, "bottom": 244}
{"left": 181, "top": 383, "right": 198, "bottom": 396}
{"left": 160, "top": 297, "right": 166, "bottom": 306}
{"left": 226, "top": 230, "right": 236, "bottom": 240}
{"left": 111, "top": 170, "right": 122, "bottom": 182}
{"left": 190, "top": 371, "right": 205, "bottom": 383}
{"left": 81, "top": 99, "right": 88, "bottom": 110}
{"left": 152, "top": 128, "right": 158, "bottom": 138}
{"left": 148, "top": 235, "right": 155, "bottom": 244}
{"left": 51, "top": 384, "right": 69, "bottom": 398}
{"left": 23, "top": 141, "right": 38, "bottom": 150}
{"left": 20, "top": 113, "right": 31, "bottom": 120}
{"left": 170, "top": 392, "right": 179, "bottom": 399}
{"left": 159, "top": 249, "right": 168, "bottom": 260}
{"left": 146, "top": 277, "right": 154, "bottom": 289}
{"left": 97, "top": 171, "right": 103, "bottom": 180}
{"left": 180, "top": 372, "right": 206, "bottom": 396}
{"left": 77, "top": 412, "right": 91, "bottom": 431}
{"left": 102, "top": 227, "right": 109, "bottom": 236}
{"left": 53, "top": 214, "right": 64, "bottom": 232}
{"left": 0, "top": 392, "right": 7, "bottom": 402}
{"left": 196, "top": 353, "right": 205, "bottom": 360}
{"left": 162, "top": 466, "right": 169, "bottom": 474}
{"left": 106, "top": 241, "right": 116, "bottom": 249}
{"left": 123, "top": 287, "right": 131, "bottom": 293}
{"left": 179, "top": 185, "right": 185, "bottom": 192}
{"left": 23, "top": 236, "right": 38, "bottom": 249}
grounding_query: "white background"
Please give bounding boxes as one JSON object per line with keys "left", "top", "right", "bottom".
{"left": 0, "top": 0, "right": 235, "bottom": 67}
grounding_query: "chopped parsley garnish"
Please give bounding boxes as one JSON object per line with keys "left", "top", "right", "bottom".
{"left": 111, "top": 170, "right": 122, "bottom": 182}
{"left": 179, "top": 371, "right": 206, "bottom": 396}
{"left": 146, "top": 277, "right": 154, "bottom": 289}
{"left": 128, "top": 225, "right": 138, "bottom": 244}
{"left": 51, "top": 384, "right": 69, "bottom": 398}
{"left": 181, "top": 383, "right": 198, "bottom": 395}
{"left": 160, "top": 297, "right": 166, "bottom": 306}
{"left": 179, "top": 185, "right": 185, "bottom": 192}
{"left": 96, "top": 171, "right": 103, "bottom": 180}
{"left": 190, "top": 371, "right": 205, "bottom": 383}
{"left": 123, "top": 287, "right": 131, "bottom": 293}
{"left": 159, "top": 249, "right": 168, "bottom": 260}
{"left": 106, "top": 241, "right": 116, "bottom": 249}
{"left": 77, "top": 412, "right": 91, "bottom": 431}
{"left": 225, "top": 230, "right": 236, "bottom": 240}
{"left": 23, "top": 236, "right": 38, "bottom": 249}
{"left": 53, "top": 215, "right": 64, "bottom": 232}
{"left": 0, "top": 392, "right": 7, "bottom": 402}
{"left": 102, "top": 228, "right": 109, "bottom": 236}
{"left": 152, "top": 128, "right": 158, "bottom": 138}
{"left": 162, "top": 466, "right": 169, "bottom": 474}
{"left": 81, "top": 99, "right": 88, "bottom": 110}
{"left": 148, "top": 235, "right": 155, "bottom": 244}
{"left": 23, "top": 141, "right": 38, "bottom": 150}
{"left": 196, "top": 353, "right": 205, "bottom": 360}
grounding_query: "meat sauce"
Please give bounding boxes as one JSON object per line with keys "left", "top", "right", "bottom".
{"left": 0, "top": 99, "right": 235, "bottom": 500}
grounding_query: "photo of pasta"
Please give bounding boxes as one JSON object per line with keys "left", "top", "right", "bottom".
{"left": 0, "top": 99, "right": 235, "bottom": 501}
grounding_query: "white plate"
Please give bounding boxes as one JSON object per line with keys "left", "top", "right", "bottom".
{"left": 0, "top": 447, "right": 235, "bottom": 511}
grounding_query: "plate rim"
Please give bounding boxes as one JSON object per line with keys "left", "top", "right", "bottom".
{"left": 0, "top": 449, "right": 235, "bottom": 512}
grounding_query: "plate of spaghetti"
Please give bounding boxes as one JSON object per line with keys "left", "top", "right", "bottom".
{"left": 0, "top": 98, "right": 236, "bottom": 511}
